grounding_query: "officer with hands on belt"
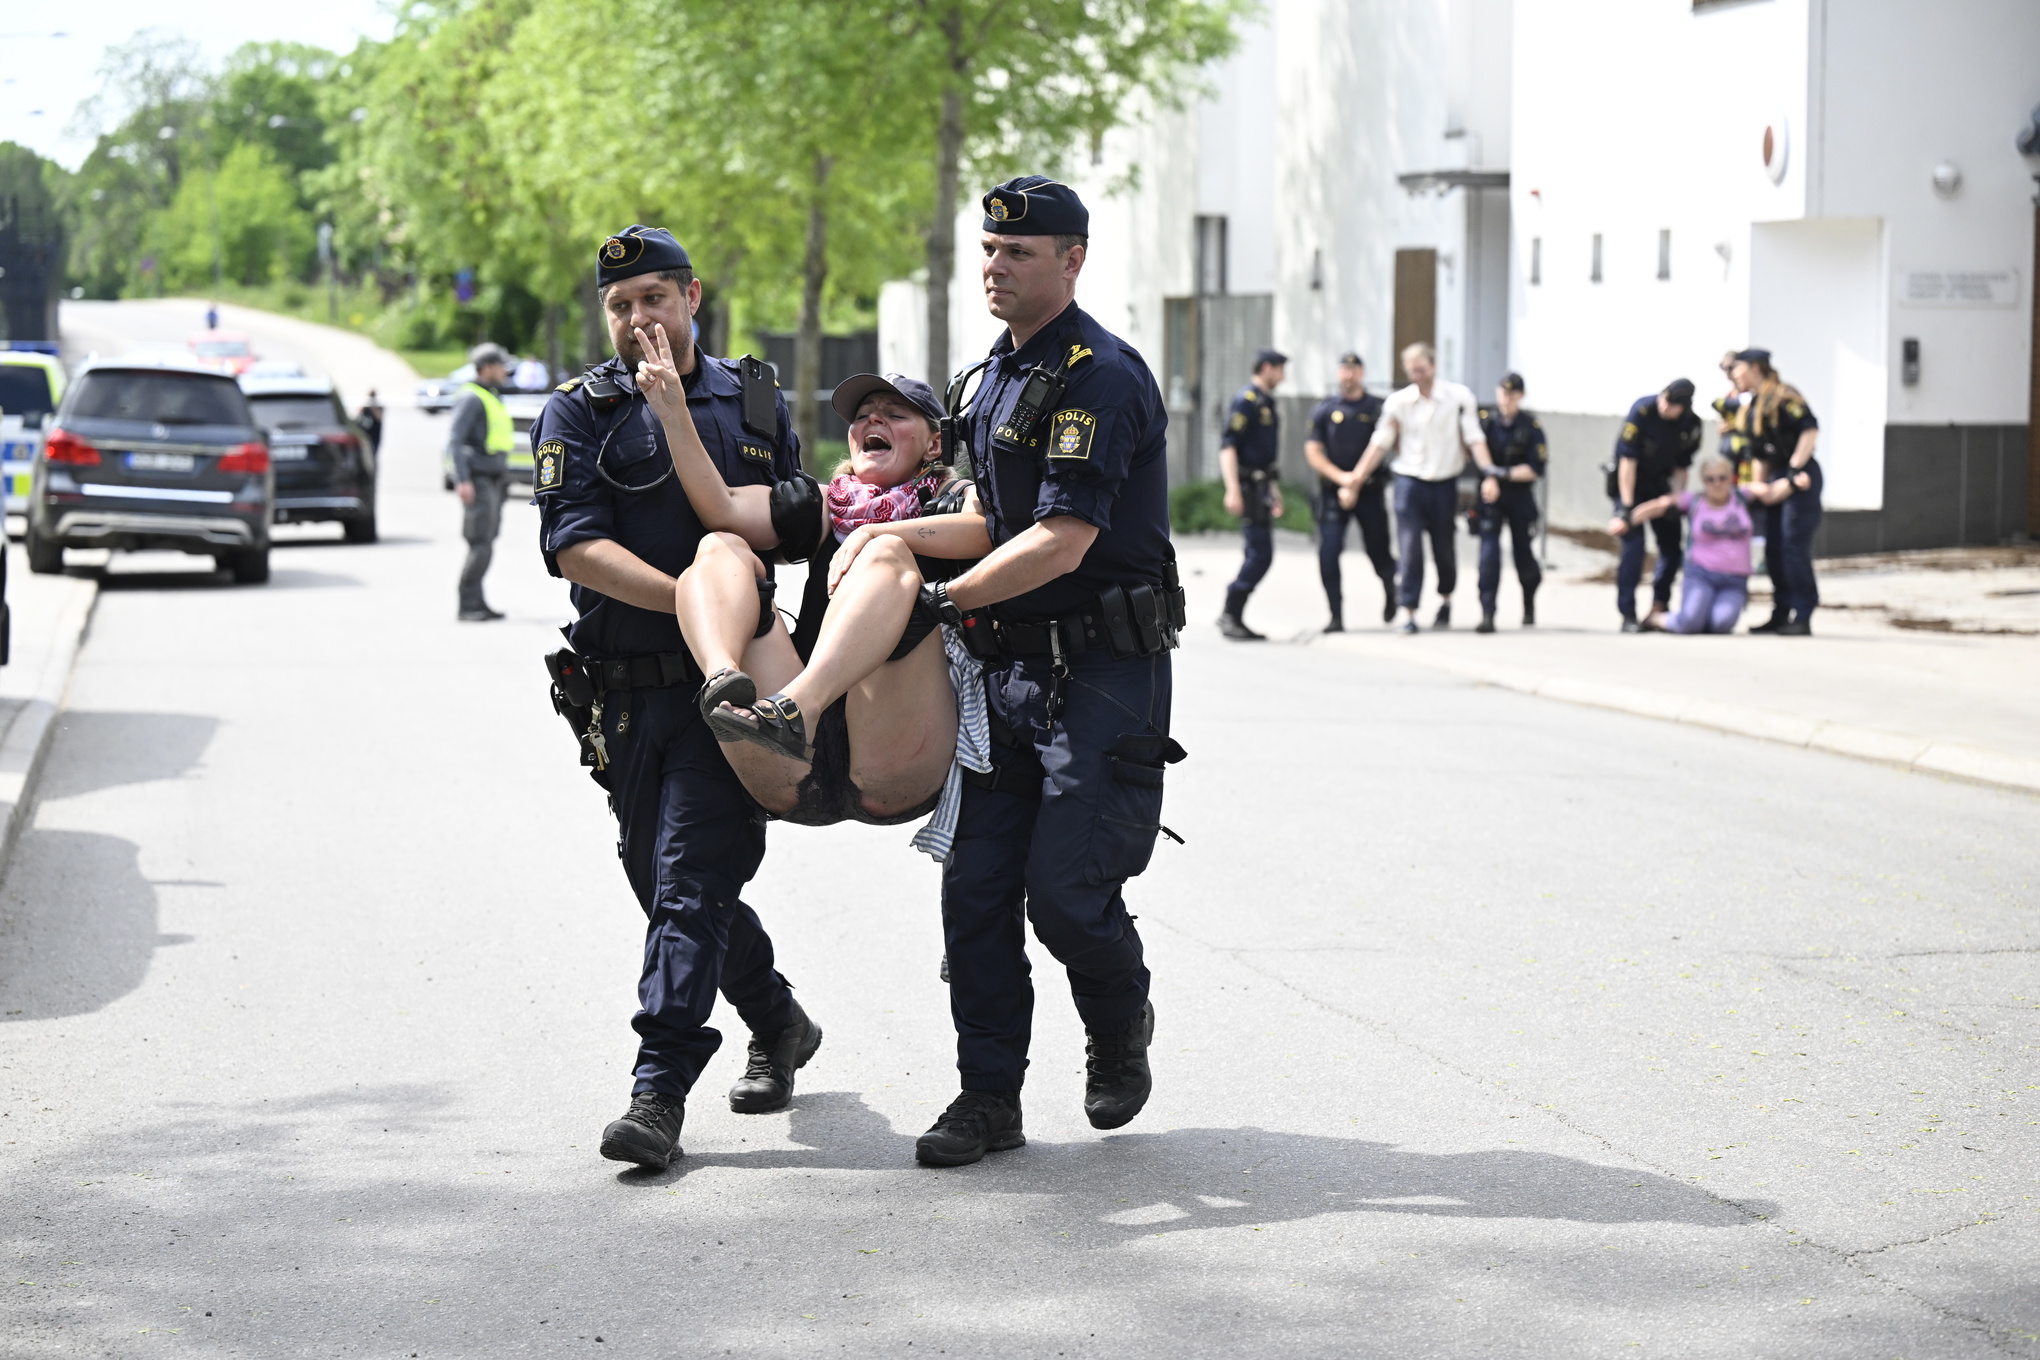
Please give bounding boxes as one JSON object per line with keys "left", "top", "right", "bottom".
{"left": 1473, "top": 372, "right": 1547, "bottom": 633}
{"left": 1216, "top": 349, "right": 1286, "bottom": 640}
{"left": 452, "top": 342, "right": 515, "bottom": 621}
{"left": 533, "top": 225, "right": 824, "bottom": 1171}
{"left": 912, "top": 175, "right": 1185, "bottom": 1168}
{"left": 1304, "top": 351, "right": 1396, "bottom": 631}
{"left": 1607, "top": 378, "right": 1701, "bottom": 632}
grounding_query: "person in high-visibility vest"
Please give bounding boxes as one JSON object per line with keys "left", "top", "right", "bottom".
{"left": 452, "top": 342, "right": 515, "bottom": 620}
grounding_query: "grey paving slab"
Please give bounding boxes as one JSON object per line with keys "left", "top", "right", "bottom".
{"left": 1, "top": 305, "right": 2035, "bottom": 1358}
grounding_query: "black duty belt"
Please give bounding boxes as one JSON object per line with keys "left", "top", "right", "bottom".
{"left": 587, "top": 651, "right": 701, "bottom": 695}
{"left": 962, "top": 579, "right": 1188, "bottom": 665}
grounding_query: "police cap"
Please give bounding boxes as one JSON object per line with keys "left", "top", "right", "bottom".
{"left": 1499, "top": 372, "right": 1526, "bottom": 394}
{"left": 981, "top": 177, "right": 1089, "bottom": 237}
{"left": 1661, "top": 377, "right": 1696, "bottom": 407}
{"left": 831, "top": 372, "right": 945, "bottom": 426}
{"left": 1254, "top": 349, "right": 1288, "bottom": 371}
{"left": 1731, "top": 347, "right": 1772, "bottom": 366}
{"left": 597, "top": 225, "right": 692, "bottom": 289}
{"left": 1336, "top": 351, "right": 1365, "bottom": 367}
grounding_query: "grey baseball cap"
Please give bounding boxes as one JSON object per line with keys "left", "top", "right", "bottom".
{"left": 831, "top": 372, "right": 945, "bottom": 425}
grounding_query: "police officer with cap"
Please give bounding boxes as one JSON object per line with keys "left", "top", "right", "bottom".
{"left": 1217, "top": 348, "right": 1286, "bottom": 640}
{"left": 533, "top": 225, "right": 824, "bottom": 1170}
{"left": 1473, "top": 372, "right": 1548, "bottom": 633}
{"left": 912, "top": 175, "right": 1184, "bottom": 1168}
{"left": 452, "top": 342, "right": 514, "bottom": 621}
{"left": 1304, "top": 351, "right": 1395, "bottom": 630}
{"left": 1607, "top": 378, "right": 1701, "bottom": 631}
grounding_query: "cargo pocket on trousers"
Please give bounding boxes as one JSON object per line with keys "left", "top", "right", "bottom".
{"left": 1085, "top": 734, "right": 1187, "bottom": 886}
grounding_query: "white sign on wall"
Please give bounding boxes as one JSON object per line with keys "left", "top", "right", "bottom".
{"left": 1897, "top": 268, "right": 2019, "bottom": 307}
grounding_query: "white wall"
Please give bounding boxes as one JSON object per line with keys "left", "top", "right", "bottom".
{"left": 1750, "top": 218, "right": 1887, "bottom": 509}
{"left": 1817, "top": 0, "right": 2038, "bottom": 426}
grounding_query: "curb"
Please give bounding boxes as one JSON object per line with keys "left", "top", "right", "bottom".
{"left": 0, "top": 577, "right": 100, "bottom": 871}
{"left": 1322, "top": 636, "right": 2040, "bottom": 798}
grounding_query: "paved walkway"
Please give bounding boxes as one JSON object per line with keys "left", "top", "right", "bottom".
{"left": 1182, "top": 530, "right": 2040, "bottom": 791}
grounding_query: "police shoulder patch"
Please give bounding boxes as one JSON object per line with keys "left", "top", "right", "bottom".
{"left": 738, "top": 443, "right": 774, "bottom": 465}
{"left": 1047, "top": 408, "right": 1097, "bottom": 461}
{"left": 554, "top": 378, "right": 582, "bottom": 393}
{"left": 534, "top": 439, "right": 566, "bottom": 493}
{"left": 1229, "top": 411, "right": 1248, "bottom": 432}
{"left": 1066, "top": 343, "right": 1095, "bottom": 368}
{"left": 1621, "top": 422, "right": 1640, "bottom": 442}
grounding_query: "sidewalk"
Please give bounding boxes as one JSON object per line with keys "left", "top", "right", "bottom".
{"left": 0, "top": 545, "right": 98, "bottom": 865}
{"left": 1178, "top": 530, "right": 2040, "bottom": 795}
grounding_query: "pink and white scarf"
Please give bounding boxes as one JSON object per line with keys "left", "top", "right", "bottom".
{"left": 825, "top": 469, "right": 946, "bottom": 539}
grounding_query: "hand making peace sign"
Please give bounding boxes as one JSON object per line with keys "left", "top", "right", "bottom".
{"left": 633, "top": 322, "right": 686, "bottom": 426}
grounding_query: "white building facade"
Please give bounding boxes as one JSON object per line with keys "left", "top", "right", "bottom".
{"left": 881, "top": 0, "right": 2038, "bottom": 548}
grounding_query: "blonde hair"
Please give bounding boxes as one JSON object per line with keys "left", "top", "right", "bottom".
{"left": 1401, "top": 341, "right": 1437, "bottom": 366}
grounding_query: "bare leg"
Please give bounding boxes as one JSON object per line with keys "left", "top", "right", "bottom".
{"left": 845, "top": 628, "right": 958, "bottom": 818}
{"left": 675, "top": 532, "right": 771, "bottom": 679}
{"left": 717, "top": 623, "right": 807, "bottom": 813}
{"left": 777, "top": 536, "right": 921, "bottom": 716}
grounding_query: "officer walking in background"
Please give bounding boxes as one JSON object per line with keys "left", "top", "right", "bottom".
{"left": 1609, "top": 378, "right": 1701, "bottom": 632}
{"left": 1303, "top": 351, "right": 1395, "bottom": 631}
{"left": 1473, "top": 373, "right": 1547, "bottom": 633}
{"left": 911, "top": 176, "right": 1183, "bottom": 1168}
{"left": 533, "top": 225, "right": 823, "bottom": 1170}
{"left": 451, "top": 342, "right": 515, "bottom": 622}
{"left": 1216, "top": 349, "right": 1287, "bottom": 641}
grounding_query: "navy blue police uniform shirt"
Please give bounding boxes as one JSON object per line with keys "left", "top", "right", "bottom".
{"left": 968, "top": 299, "right": 1170, "bottom": 621}
{"left": 1613, "top": 396, "right": 1701, "bottom": 501}
{"left": 1307, "top": 392, "right": 1385, "bottom": 491}
{"left": 1744, "top": 391, "right": 1818, "bottom": 472}
{"left": 534, "top": 350, "right": 797, "bottom": 658}
{"left": 1477, "top": 407, "right": 1549, "bottom": 477}
{"left": 1221, "top": 383, "right": 1280, "bottom": 469}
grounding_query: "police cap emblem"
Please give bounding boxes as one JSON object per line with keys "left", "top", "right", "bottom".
{"left": 987, "top": 194, "right": 1018, "bottom": 223}
{"left": 603, "top": 234, "right": 642, "bottom": 265}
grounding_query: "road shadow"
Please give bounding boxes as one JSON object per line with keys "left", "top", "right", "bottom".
{"left": 91, "top": 566, "right": 362, "bottom": 591}
{"left": 38, "top": 711, "right": 218, "bottom": 801}
{"left": 0, "top": 828, "right": 160, "bottom": 1021}
{"left": 658, "top": 1091, "right": 1770, "bottom": 1233}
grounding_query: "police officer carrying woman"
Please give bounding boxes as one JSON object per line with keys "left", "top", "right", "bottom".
{"left": 532, "top": 226, "right": 823, "bottom": 1170}
{"left": 912, "top": 176, "right": 1185, "bottom": 1168}
{"left": 1727, "top": 348, "right": 1822, "bottom": 634}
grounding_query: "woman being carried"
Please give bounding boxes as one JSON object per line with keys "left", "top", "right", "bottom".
{"left": 1612, "top": 452, "right": 1807, "bottom": 633}
{"left": 633, "top": 321, "right": 988, "bottom": 825}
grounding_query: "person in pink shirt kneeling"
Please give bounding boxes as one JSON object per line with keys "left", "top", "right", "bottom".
{"left": 1612, "top": 453, "right": 1806, "bottom": 634}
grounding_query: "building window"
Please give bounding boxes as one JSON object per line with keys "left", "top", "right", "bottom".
{"left": 1657, "top": 229, "right": 1671, "bottom": 280}
{"left": 1591, "top": 233, "right": 1603, "bottom": 283}
{"left": 1529, "top": 236, "right": 1541, "bottom": 286}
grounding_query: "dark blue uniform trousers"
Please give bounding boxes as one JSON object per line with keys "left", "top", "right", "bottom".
{"left": 1317, "top": 480, "right": 1396, "bottom": 618}
{"left": 600, "top": 684, "right": 795, "bottom": 1099}
{"left": 1616, "top": 503, "right": 1683, "bottom": 621}
{"left": 1223, "top": 478, "right": 1274, "bottom": 618}
{"left": 1476, "top": 482, "right": 1542, "bottom": 615}
{"left": 941, "top": 652, "right": 1170, "bottom": 1093}
{"left": 1764, "top": 459, "right": 1823, "bottom": 622}
{"left": 1393, "top": 474, "right": 1460, "bottom": 611}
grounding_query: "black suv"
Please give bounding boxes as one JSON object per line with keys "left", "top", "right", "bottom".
{"left": 240, "top": 375, "right": 378, "bottom": 542}
{"left": 27, "top": 359, "right": 273, "bottom": 583}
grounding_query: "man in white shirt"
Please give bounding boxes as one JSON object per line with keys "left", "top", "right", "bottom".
{"left": 1351, "top": 343, "right": 1500, "bottom": 634}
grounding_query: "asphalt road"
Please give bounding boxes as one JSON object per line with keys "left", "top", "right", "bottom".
{"left": 2, "top": 303, "right": 2035, "bottom": 1359}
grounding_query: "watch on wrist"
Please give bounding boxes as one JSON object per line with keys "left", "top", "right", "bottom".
{"left": 920, "top": 580, "right": 965, "bottom": 626}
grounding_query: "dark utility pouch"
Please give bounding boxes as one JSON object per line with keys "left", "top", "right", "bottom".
{"left": 1095, "top": 586, "right": 1139, "bottom": 659}
{"left": 543, "top": 649, "right": 600, "bottom": 763}
{"left": 959, "top": 613, "right": 1003, "bottom": 661}
{"left": 1126, "top": 583, "right": 1165, "bottom": 654}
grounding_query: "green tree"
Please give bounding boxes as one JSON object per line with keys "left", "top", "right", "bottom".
{"left": 146, "top": 142, "right": 315, "bottom": 290}
{"left": 210, "top": 43, "right": 340, "bottom": 190}
{"left": 901, "top": 0, "right": 1246, "bottom": 382}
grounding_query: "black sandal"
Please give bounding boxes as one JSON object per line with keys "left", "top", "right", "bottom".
{"left": 708, "top": 693, "right": 814, "bottom": 763}
{"left": 698, "top": 667, "right": 757, "bottom": 724}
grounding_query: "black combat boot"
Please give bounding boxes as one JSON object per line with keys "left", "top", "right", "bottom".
{"left": 1749, "top": 612, "right": 1786, "bottom": 634}
{"left": 1322, "top": 613, "right": 1345, "bottom": 634}
{"left": 599, "top": 1090, "right": 685, "bottom": 1169}
{"left": 1380, "top": 579, "right": 1399, "bottom": 624}
{"left": 1476, "top": 611, "right": 1496, "bottom": 634}
{"left": 915, "top": 1090, "right": 1025, "bottom": 1167}
{"left": 1084, "top": 1000, "right": 1155, "bottom": 1130}
{"left": 1432, "top": 602, "right": 1453, "bottom": 630}
{"left": 1522, "top": 591, "right": 1537, "bottom": 627}
{"left": 1217, "top": 613, "right": 1264, "bottom": 641}
{"left": 728, "top": 1001, "right": 823, "bottom": 1114}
